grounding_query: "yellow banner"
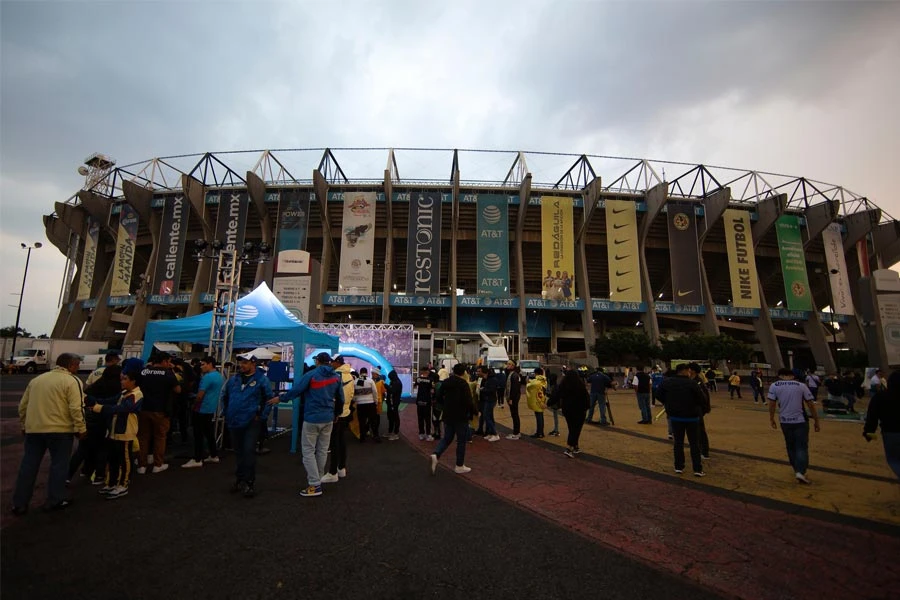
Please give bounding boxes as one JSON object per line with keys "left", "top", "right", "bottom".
{"left": 723, "top": 209, "right": 760, "bottom": 308}
{"left": 605, "top": 200, "right": 642, "bottom": 302}
{"left": 541, "top": 196, "right": 575, "bottom": 300}
{"left": 76, "top": 220, "right": 99, "bottom": 301}
{"left": 111, "top": 206, "right": 138, "bottom": 297}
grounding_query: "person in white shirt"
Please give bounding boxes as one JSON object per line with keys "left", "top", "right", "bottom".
{"left": 355, "top": 368, "right": 380, "bottom": 442}
{"left": 805, "top": 370, "right": 820, "bottom": 401}
{"left": 870, "top": 369, "right": 885, "bottom": 397}
{"left": 768, "top": 368, "right": 821, "bottom": 484}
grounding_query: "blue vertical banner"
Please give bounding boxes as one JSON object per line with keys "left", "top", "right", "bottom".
{"left": 406, "top": 191, "right": 442, "bottom": 294}
{"left": 476, "top": 194, "right": 510, "bottom": 297}
{"left": 275, "top": 189, "right": 311, "bottom": 253}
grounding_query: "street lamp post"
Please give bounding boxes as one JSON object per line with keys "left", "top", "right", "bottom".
{"left": 10, "top": 242, "right": 42, "bottom": 364}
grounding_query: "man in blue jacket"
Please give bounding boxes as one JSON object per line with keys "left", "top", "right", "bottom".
{"left": 282, "top": 352, "right": 344, "bottom": 498}
{"left": 222, "top": 354, "right": 279, "bottom": 498}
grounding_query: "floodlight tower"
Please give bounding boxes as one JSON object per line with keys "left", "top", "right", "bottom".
{"left": 78, "top": 152, "right": 116, "bottom": 195}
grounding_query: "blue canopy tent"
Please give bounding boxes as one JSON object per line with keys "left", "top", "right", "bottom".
{"left": 142, "top": 282, "right": 339, "bottom": 453}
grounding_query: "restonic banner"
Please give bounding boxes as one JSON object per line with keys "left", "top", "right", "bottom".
{"left": 822, "top": 223, "right": 854, "bottom": 315}
{"left": 153, "top": 194, "right": 190, "bottom": 296}
{"left": 605, "top": 199, "right": 641, "bottom": 303}
{"left": 723, "top": 209, "right": 760, "bottom": 309}
{"left": 476, "top": 194, "right": 510, "bottom": 297}
{"left": 214, "top": 191, "right": 250, "bottom": 254}
{"left": 775, "top": 215, "right": 813, "bottom": 312}
{"left": 110, "top": 204, "right": 139, "bottom": 297}
{"left": 338, "top": 191, "right": 377, "bottom": 294}
{"left": 406, "top": 191, "right": 442, "bottom": 294}
{"left": 76, "top": 218, "right": 100, "bottom": 301}
{"left": 541, "top": 196, "right": 575, "bottom": 301}
{"left": 275, "top": 189, "right": 311, "bottom": 253}
{"left": 666, "top": 201, "right": 703, "bottom": 306}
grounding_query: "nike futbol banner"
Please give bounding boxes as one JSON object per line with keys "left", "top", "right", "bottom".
{"left": 338, "top": 191, "right": 376, "bottom": 294}
{"left": 605, "top": 200, "right": 641, "bottom": 303}
{"left": 822, "top": 223, "right": 854, "bottom": 315}
{"left": 541, "top": 196, "right": 575, "bottom": 300}
{"left": 775, "top": 215, "right": 813, "bottom": 312}
{"left": 152, "top": 194, "right": 189, "bottom": 296}
{"left": 275, "top": 189, "right": 311, "bottom": 254}
{"left": 76, "top": 218, "right": 100, "bottom": 301}
{"left": 214, "top": 191, "right": 250, "bottom": 254}
{"left": 723, "top": 209, "right": 760, "bottom": 309}
{"left": 110, "top": 204, "right": 139, "bottom": 297}
{"left": 476, "top": 194, "right": 510, "bottom": 297}
{"left": 666, "top": 201, "right": 703, "bottom": 306}
{"left": 406, "top": 191, "right": 442, "bottom": 294}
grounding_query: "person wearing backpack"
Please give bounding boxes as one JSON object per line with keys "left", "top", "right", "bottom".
{"left": 526, "top": 368, "right": 548, "bottom": 438}
{"left": 355, "top": 368, "right": 379, "bottom": 443}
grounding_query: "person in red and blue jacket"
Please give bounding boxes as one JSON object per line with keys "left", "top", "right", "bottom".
{"left": 222, "top": 354, "right": 279, "bottom": 498}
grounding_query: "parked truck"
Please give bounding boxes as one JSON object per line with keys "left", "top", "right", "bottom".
{"left": 10, "top": 339, "right": 108, "bottom": 374}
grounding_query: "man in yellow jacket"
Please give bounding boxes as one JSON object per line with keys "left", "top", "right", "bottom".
{"left": 526, "top": 369, "right": 548, "bottom": 438}
{"left": 12, "top": 352, "right": 87, "bottom": 514}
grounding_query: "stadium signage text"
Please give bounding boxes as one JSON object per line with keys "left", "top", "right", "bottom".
{"left": 163, "top": 196, "right": 184, "bottom": 280}
{"left": 390, "top": 294, "right": 451, "bottom": 307}
{"left": 412, "top": 194, "right": 437, "bottom": 292}
{"left": 731, "top": 216, "right": 754, "bottom": 301}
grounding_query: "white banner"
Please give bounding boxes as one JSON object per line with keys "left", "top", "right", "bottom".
{"left": 822, "top": 223, "right": 854, "bottom": 315}
{"left": 877, "top": 293, "right": 900, "bottom": 366}
{"left": 338, "top": 192, "right": 376, "bottom": 294}
{"left": 273, "top": 275, "right": 312, "bottom": 322}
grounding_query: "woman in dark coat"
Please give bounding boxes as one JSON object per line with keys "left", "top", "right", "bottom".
{"left": 559, "top": 369, "right": 590, "bottom": 458}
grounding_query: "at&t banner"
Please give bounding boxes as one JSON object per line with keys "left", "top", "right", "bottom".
{"left": 406, "top": 191, "right": 442, "bottom": 294}
{"left": 541, "top": 196, "right": 574, "bottom": 301}
{"left": 153, "top": 195, "right": 189, "bottom": 296}
{"left": 605, "top": 200, "right": 641, "bottom": 303}
{"left": 822, "top": 222, "right": 853, "bottom": 315}
{"left": 666, "top": 201, "right": 703, "bottom": 305}
{"left": 338, "top": 191, "right": 376, "bottom": 294}
{"left": 775, "top": 215, "right": 813, "bottom": 312}
{"left": 76, "top": 218, "right": 100, "bottom": 301}
{"left": 215, "top": 191, "right": 250, "bottom": 254}
{"left": 723, "top": 209, "right": 760, "bottom": 308}
{"left": 275, "top": 189, "right": 311, "bottom": 253}
{"left": 110, "top": 204, "right": 139, "bottom": 297}
{"left": 476, "top": 194, "right": 509, "bottom": 297}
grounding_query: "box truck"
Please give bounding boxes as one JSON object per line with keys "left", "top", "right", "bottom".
{"left": 11, "top": 339, "right": 108, "bottom": 374}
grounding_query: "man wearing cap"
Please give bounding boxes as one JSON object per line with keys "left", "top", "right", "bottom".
{"left": 222, "top": 353, "right": 279, "bottom": 497}
{"left": 85, "top": 351, "right": 121, "bottom": 387}
{"left": 137, "top": 352, "right": 181, "bottom": 475}
{"left": 283, "top": 352, "right": 344, "bottom": 497}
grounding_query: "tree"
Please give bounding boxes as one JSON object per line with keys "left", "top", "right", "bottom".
{"left": 660, "top": 333, "right": 753, "bottom": 368}
{"left": 593, "top": 329, "right": 661, "bottom": 366}
{"left": 0, "top": 326, "right": 31, "bottom": 338}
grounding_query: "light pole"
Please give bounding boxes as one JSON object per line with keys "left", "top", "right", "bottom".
{"left": 10, "top": 242, "right": 42, "bottom": 363}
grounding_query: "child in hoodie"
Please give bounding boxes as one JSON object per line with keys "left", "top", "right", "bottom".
{"left": 526, "top": 368, "right": 548, "bottom": 438}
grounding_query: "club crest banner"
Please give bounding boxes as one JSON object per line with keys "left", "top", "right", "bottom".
{"left": 153, "top": 194, "right": 189, "bottom": 296}
{"left": 775, "top": 215, "right": 813, "bottom": 312}
{"left": 666, "top": 201, "right": 703, "bottom": 306}
{"left": 541, "top": 196, "right": 575, "bottom": 300}
{"left": 476, "top": 194, "right": 510, "bottom": 297}
{"left": 338, "top": 191, "right": 376, "bottom": 294}
{"left": 275, "top": 189, "right": 311, "bottom": 254}
{"left": 110, "top": 204, "right": 139, "bottom": 297}
{"left": 76, "top": 218, "right": 100, "bottom": 301}
{"left": 723, "top": 209, "right": 760, "bottom": 309}
{"left": 822, "top": 222, "right": 854, "bottom": 315}
{"left": 214, "top": 191, "right": 250, "bottom": 254}
{"left": 406, "top": 191, "right": 442, "bottom": 294}
{"left": 605, "top": 200, "right": 641, "bottom": 303}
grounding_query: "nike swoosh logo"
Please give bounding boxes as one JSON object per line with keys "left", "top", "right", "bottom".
{"left": 611, "top": 208, "right": 627, "bottom": 214}
{"left": 614, "top": 254, "right": 631, "bottom": 260}
{"left": 677, "top": 290, "right": 694, "bottom": 297}
{"left": 612, "top": 223, "right": 628, "bottom": 229}
{"left": 613, "top": 239, "right": 630, "bottom": 245}
{"left": 616, "top": 270, "right": 632, "bottom": 276}
{"left": 616, "top": 286, "right": 633, "bottom": 293}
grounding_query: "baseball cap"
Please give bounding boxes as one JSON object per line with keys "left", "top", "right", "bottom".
{"left": 686, "top": 362, "right": 702, "bottom": 373}
{"left": 313, "top": 351, "right": 332, "bottom": 363}
{"left": 238, "top": 353, "right": 258, "bottom": 362}
{"left": 331, "top": 354, "right": 345, "bottom": 364}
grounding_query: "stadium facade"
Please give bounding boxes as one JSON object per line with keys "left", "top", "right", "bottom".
{"left": 42, "top": 148, "right": 900, "bottom": 372}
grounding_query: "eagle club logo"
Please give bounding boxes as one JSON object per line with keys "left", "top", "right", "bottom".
{"left": 791, "top": 281, "right": 807, "bottom": 298}
{"left": 673, "top": 213, "right": 690, "bottom": 231}
{"left": 482, "top": 253, "right": 502, "bottom": 272}
{"left": 348, "top": 196, "right": 371, "bottom": 216}
{"left": 482, "top": 204, "right": 501, "bottom": 225}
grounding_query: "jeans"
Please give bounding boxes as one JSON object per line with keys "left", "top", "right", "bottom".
{"left": 357, "top": 403, "right": 378, "bottom": 440}
{"left": 416, "top": 404, "right": 432, "bottom": 435}
{"left": 433, "top": 420, "right": 469, "bottom": 467}
{"left": 698, "top": 416, "right": 710, "bottom": 457}
{"left": 230, "top": 423, "right": 261, "bottom": 485}
{"left": 301, "top": 420, "right": 334, "bottom": 486}
{"left": 508, "top": 397, "right": 521, "bottom": 434}
{"left": 883, "top": 432, "right": 900, "bottom": 480}
{"left": 729, "top": 385, "right": 742, "bottom": 399}
{"left": 843, "top": 393, "right": 857, "bottom": 412}
{"left": 780, "top": 421, "right": 810, "bottom": 474}
{"left": 587, "top": 392, "right": 604, "bottom": 423}
{"left": 671, "top": 419, "right": 702, "bottom": 473}
{"left": 636, "top": 393, "right": 651, "bottom": 422}
{"left": 533, "top": 412, "right": 544, "bottom": 436}
{"left": 479, "top": 399, "right": 497, "bottom": 435}
{"left": 138, "top": 411, "right": 170, "bottom": 467}
{"left": 549, "top": 407, "right": 559, "bottom": 433}
{"left": 387, "top": 400, "right": 400, "bottom": 435}
{"left": 328, "top": 418, "right": 348, "bottom": 475}
{"left": 68, "top": 425, "right": 107, "bottom": 480}
{"left": 564, "top": 412, "right": 585, "bottom": 449}
{"left": 751, "top": 386, "right": 762, "bottom": 402}
{"left": 13, "top": 432, "right": 74, "bottom": 509}
{"left": 192, "top": 412, "right": 217, "bottom": 461}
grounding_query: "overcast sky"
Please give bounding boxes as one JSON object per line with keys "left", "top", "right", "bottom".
{"left": 1, "top": 0, "right": 898, "bottom": 337}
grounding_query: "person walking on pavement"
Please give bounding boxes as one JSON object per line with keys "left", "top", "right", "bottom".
{"left": 688, "top": 363, "right": 711, "bottom": 460}
{"left": 504, "top": 362, "right": 523, "bottom": 439}
{"left": 805, "top": 370, "right": 821, "bottom": 402}
{"left": 11, "top": 353, "right": 86, "bottom": 515}
{"left": 414, "top": 366, "right": 435, "bottom": 440}
{"left": 728, "top": 372, "right": 742, "bottom": 399}
{"left": 385, "top": 370, "right": 403, "bottom": 440}
{"left": 706, "top": 368, "right": 718, "bottom": 392}
{"left": 632, "top": 366, "right": 652, "bottom": 424}
{"left": 283, "top": 352, "right": 344, "bottom": 497}
{"left": 657, "top": 362, "right": 706, "bottom": 477}
{"left": 870, "top": 369, "right": 885, "bottom": 398}
{"left": 476, "top": 365, "right": 501, "bottom": 441}
{"left": 559, "top": 370, "right": 590, "bottom": 458}
{"left": 586, "top": 368, "right": 612, "bottom": 426}
{"left": 864, "top": 370, "right": 900, "bottom": 479}
{"left": 750, "top": 370, "right": 764, "bottom": 404}
{"left": 527, "top": 368, "right": 548, "bottom": 438}
{"left": 767, "top": 368, "right": 820, "bottom": 484}
{"left": 136, "top": 352, "right": 181, "bottom": 474}
{"left": 221, "top": 354, "right": 279, "bottom": 498}
{"left": 650, "top": 366, "right": 664, "bottom": 406}
{"left": 429, "top": 363, "right": 479, "bottom": 475}
{"left": 182, "top": 357, "right": 223, "bottom": 469}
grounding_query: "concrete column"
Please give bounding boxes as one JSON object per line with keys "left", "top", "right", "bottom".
{"left": 638, "top": 183, "right": 666, "bottom": 343}
{"left": 801, "top": 201, "right": 840, "bottom": 373}
{"left": 515, "top": 175, "right": 532, "bottom": 358}
{"left": 122, "top": 181, "right": 159, "bottom": 346}
{"left": 44, "top": 214, "right": 77, "bottom": 338}
{"left": 698, "top": 188, "right": 731, "bottom": 335}
{"left": 873, "top": 221, "right": 900, "bottom": 269}
{"left": 381, "top": 170, "right": 394, "bottom": 323}
{"left": 54, "top": 201, "right": 89, "bottom": 339}
{"left": 312, "top": 171, "right": 331, "bottom": 300}
{"left": 449, "top": 165, "right": 460, "bottom": 331}
{"left": 185, "top": 175, "right": 212, "bottom": 317}
{"left": 750, "top": 194, "right": 787, "bottom": 369}
{"left": 576, "top": 177, "right": 601, "bottom": 359}
{"left": 246, "top": 172, "right": 274, "bottom": 289}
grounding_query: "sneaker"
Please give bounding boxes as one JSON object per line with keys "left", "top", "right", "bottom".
{"left": 98, "top": 486, "right": 115, "bottom": 495}
{"left": 203, "top": 456, "right": 220, "bottom": 464}
{"left": 10, "top": 506, "right": 27, "bottom": 516}
{"left": 106, "top": 486, "right": 128, "bottom": 499}
{"left": 388, "top": 434, "right": 400, "bottom": 440}
{"left": 694, "top": 471, "right": 706, "bottom": 478}
{"left": 152, "top": 464, "right": 169, "bottom": 474}
{"left": 574, "top": 448, "right": 582, "bottom": 455}
{"left": 505, "top": 434, "right": 520, "bottom": 440}
{"left": 530, "top": 433, "right": 545, "bottom": 439}
{"left": 418, "top": 434, "right": 425, "bottom": 441}
{"left": 243, "top": 484, "right": 256, "bottom": 498}
{"left": 667, "top": 434, "right": 674, "bottom": 440}
{"left": 136, "top": 467, "right": 147, "bottom": 475}
{"left": 486, "top": 434, "right": 500, "bottom": 442}
{"left": 564, "top": 449, "right": 575, "bottom": 458}
{"left": 429, "top": 454, "right": 438, "bottom": 476}
{"left": 425, "top": 435, "right": 434, "bottom": 442}
{"left": 454, "top": 465, "right": 472, "bottom": 474}
{"left": 43, "top": 499, "right": 74, "bottom": 512}
{"left": 795, "top": 472, "right": 811, "bottom": 484}
{"left": 701, "top": 455, "right": 710, "bottom": 461}
{"left": 299, "top": 485, "right": 323, "bottom": 497}
{"left": 674, "top": 469, "right": 684, "bottom": 474}
{"left": 337, "top": 468, "right": 347, "bottom": 478}
{"left": 91, "top": 479, "right": 105, "bottom": 486}
{"left": 549, "top": 431, "right": 560, "bottom": 436}
{"left": 147, "top": 456, "right": 154, "bottom": 465}
{"left": 182, "top": 459, "right": 203, "bottom": 469}
{"left": 599, "top": 422, "right": 610, "bottom": 427}
{"left": 320, "top": 473, "right": 339, "bottom": 483}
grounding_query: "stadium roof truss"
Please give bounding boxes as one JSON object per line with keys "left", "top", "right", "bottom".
{"left": 60, "top": 147, "right": 891, "bottom": 222}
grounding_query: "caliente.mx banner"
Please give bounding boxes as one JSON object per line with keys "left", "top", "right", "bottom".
{"left": 153, "top": 194, "right": 189, "bottom": 296}
{"left": 214, "top": 190, "right": 250, "bottom": 254}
